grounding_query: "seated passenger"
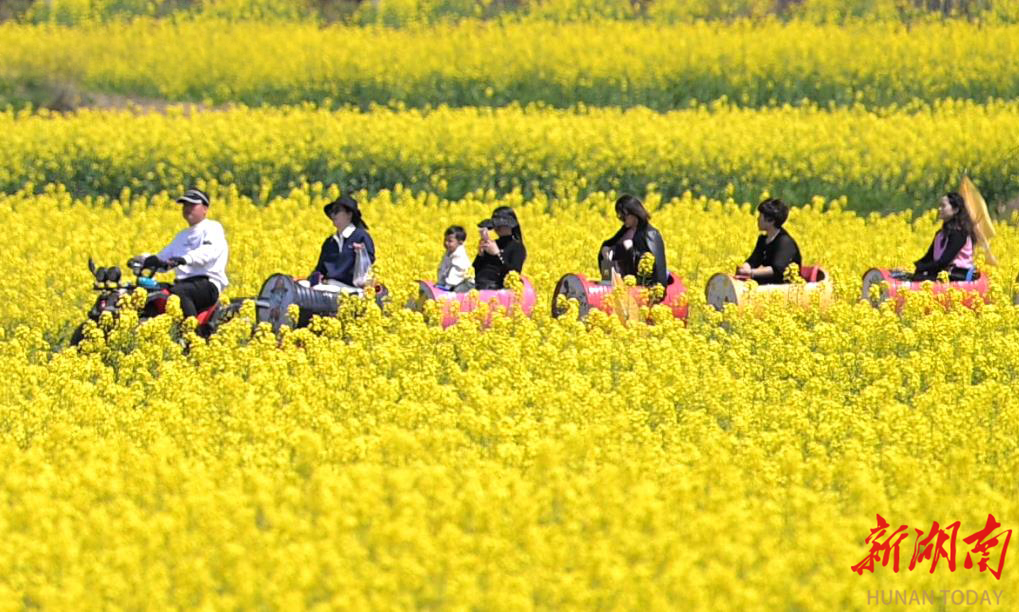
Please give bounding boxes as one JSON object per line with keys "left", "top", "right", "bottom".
{"left": 598, "top": 194, "right": 668, "bottom": 287}
{"left": 144, "top": 188, "right": 229, "bottom": 319}
{"left": 473, "top": 207, "right": 526, "bottom": 290}
{"left": 737, "top": 198, "right": 802, "bottom": 285}
{"left": 305, "top": 194, "right": 375, "bottom": 292}
{"left": 912, "top": 192, "right": 978, "bottom": 282}
{"left": 436, "top": 225, "right": 472, "bottom": 291}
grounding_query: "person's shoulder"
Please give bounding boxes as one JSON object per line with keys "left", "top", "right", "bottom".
{"left": 644, "top": 224, "right": 663, "bottom": 239}
{"left": 352, "top": 227, "right": 373, "bottom": 241}
{"left": 201, "top": 218, "right": 225, "bottom": 233}
{"left": 778, "top": 228, "right": 798, "bottom": 244}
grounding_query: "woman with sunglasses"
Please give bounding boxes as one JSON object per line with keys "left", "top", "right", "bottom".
{"left": 598, "top": 194, "right": 668, "bottom": 287}
{"left": 473, "top": 206, "right": 527, "bottom": 290}
{"left": 305, "top": 194, "right": 375, "bottom": 292}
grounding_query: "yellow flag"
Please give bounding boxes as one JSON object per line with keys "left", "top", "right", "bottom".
{"left": 960, "top": 176, "right": 997, "bottom": 266}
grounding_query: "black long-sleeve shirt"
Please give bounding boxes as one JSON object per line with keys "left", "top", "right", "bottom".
{"left": 913, "top": 228, "right": 970, "bottom": 279}
{"left": 473, "top": 236, "right": 526, "bottom": 290}
{"left": 745, "top": 228, "right": 802, "bottom": 285}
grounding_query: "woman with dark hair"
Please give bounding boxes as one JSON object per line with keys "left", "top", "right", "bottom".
{"left": 737, "top": 198, "right": 802, "bottom": 285}
{"left": 473, "top": 206, "right": 527, "bottom": 290}
{"left": 490, "top": 205, "right": 523, "bottom": 243}
{"left": 912, "top": 192, "right": 977, "bottom": 281}
{"left": 598, "top": 194, "right": 668, "bottom": 287}
{"left": 306, "top": 194, "right": 376, "bottom": 289}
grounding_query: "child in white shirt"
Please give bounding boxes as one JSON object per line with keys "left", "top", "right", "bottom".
{"left": 437, "top": 225, "right": 471, "bottom": 290}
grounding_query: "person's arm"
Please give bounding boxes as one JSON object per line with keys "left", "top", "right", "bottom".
{"left": 308, "top": 239, "right": 329, "bottom": 285}
{"left": 645, "top": 227, "right": 669, "bottom": 286}
{"left": 599, "top": 228, "right": 625, "bottom": 274}
{"left": 745, "top": 236, "right": 765, "bottom": 269}
{"left": 156, "top": 230, "right": 183, "bottom": 261}
{"left": 181, "top": 224, "right": 227, "bottom": 268}
{"left": 437, "top": 255, "right": 449, "bottom": 285}
{"left": 737, "top": 236, "right": 765, "bottom": 276}
{"left": 501, "top": 241, "right": 525, "bottom": 273}
{"left": 355, "top": 231, "right": 376, "bottom": 264}
{"left": 444, "top": 264, "right": 464, "bottom": 287}
{"left": 913, "top": 237, "right": 936, "bottom": 272}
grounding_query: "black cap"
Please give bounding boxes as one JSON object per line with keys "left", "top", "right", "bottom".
{"left": 177, "top": 188, "right": 210, "bottom": 207}
{"left": 491, "top": 211, "right": 517, "bottom": 228}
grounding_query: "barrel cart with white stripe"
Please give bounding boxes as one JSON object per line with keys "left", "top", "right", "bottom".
{"left": 705, "top": 265, "right": 833, "bottom": 312}
{"left": 253, "top": 273, "right": 389, "bottom": 331}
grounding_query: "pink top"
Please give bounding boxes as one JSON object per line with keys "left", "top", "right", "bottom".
{"left": 932, "top": 230, "right": 973, "bottom": 269}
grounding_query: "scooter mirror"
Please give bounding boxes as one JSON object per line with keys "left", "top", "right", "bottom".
{"left": 108, "top": 267, "right": 122, "bottom": 283}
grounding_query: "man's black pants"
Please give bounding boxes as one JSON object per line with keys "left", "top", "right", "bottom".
{"left": 171, "top": 276, "right": 219, "bottom": 318}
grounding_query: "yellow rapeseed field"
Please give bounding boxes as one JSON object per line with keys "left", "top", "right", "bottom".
{"left": 4, "top": 101, "right": 1019, "bottom": 210}
{"left": 1, "top": 185, "right": 1018, "bottom": 607}
{"left": 2, "top": 20, "right": 1019, "bottom": 108}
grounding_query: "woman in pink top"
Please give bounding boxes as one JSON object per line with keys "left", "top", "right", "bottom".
{"left": 913, "top": 192, "right": 977, "bottom": 281}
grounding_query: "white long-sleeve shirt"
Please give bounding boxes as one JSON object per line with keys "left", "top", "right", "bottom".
{"left": 437, "top": 244, "right": 470, "bottom": 287}
{"left": 158, "top": 219, "right": 229, "bottom": 291}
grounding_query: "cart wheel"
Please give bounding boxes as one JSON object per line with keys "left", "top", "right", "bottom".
{"left": 860, "top": 268, "right": 889, "bottom": 307}
{"left": 705, "top": 274, "right": 738, "bottom": 312}
{"left": 552, "top": 274, "right": 590, "bottom": 319}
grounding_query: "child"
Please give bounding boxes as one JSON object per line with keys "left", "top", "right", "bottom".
{"left": 437, "top": 225, "right": 471, "bottom": 290}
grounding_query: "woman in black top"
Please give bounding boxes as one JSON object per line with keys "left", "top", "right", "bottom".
{"left": 737, "top": 198, "right": 802, "bottom": 285}
{"left": 598, "top": 194, "right": 669, "bottom": 287}
{"left": 911, "top": 192, "right": 976, "bottom": 281}
{"left": 473, "top": 206, "right": 526, "bottom": 290}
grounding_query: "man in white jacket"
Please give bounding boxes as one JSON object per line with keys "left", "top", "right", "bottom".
{"left": 144, "top": 188, "right": 229, "bottom": 318}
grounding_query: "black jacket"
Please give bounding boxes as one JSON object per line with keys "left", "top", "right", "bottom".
{"left": 914, "top": 228, "right": 971, "bottom": 278}
{"left": 745, "top": 228, "right": 802, "bottom": 285}
{"left": 309, "top": 227, "right": 375, "bottom": 286}
{"left": 473, "top": 236, "right": 526, "bottom": 290}
{"left": 598, "top": 223, "right": 668, "bottom": 287}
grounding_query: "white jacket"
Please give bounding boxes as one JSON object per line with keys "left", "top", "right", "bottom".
{"left": 437, "top": 244, "right": 470, "bottom": 287}
{"left": 158, "top": 219, "right": 229, "bottom": 291}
